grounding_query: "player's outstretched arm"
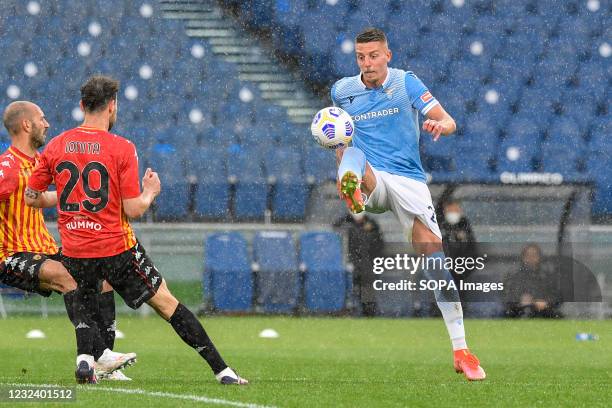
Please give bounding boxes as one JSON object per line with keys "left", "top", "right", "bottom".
{"left": 24, "top": 187, "right": 57, "bottom": 208}
{"left": 423, "top": 104, "right": 456, "bottom": 141}
{"left": 122, "top": 168, "right": 161, "bottom": 219}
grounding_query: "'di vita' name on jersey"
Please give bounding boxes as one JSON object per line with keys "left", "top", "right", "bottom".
{"left": 351, "top": 107, "right": 400, "bottom": 122}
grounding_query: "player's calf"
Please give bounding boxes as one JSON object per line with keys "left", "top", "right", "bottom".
{"left": 147, "top": 281, "right": 248, "bottom": 385}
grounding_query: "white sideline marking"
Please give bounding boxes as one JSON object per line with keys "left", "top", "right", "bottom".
{"left": 1, "top": 383, "right": 276, "bottom": 408}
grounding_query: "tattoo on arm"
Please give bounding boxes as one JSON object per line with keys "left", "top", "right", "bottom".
{"left": 25, "top": 187, "right": 40, "bottom": 200}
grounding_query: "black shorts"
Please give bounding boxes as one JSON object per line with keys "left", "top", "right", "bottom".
{"left": 62, "top": 242, "right": 163, "bottom": 309}
{"left": 0, "top": 252, "right": 61, "bottom": 297}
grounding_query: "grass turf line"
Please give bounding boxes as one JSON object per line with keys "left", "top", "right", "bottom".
{"left": 0, "top": 316, "right": 610, "bottom": 407}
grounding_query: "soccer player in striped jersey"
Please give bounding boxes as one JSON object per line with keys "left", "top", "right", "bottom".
{"left": 27, "top": 76, "right": 247, "bottom": 385}
{"left": 1, "top": 101, "right": 136, "bottom": 383}
{"left": 332, "top": 28, "right": 485, "bottom": 380}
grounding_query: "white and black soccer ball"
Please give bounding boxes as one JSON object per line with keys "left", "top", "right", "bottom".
{"left": 310, "top": 107, "right": 354, "bottom": 149}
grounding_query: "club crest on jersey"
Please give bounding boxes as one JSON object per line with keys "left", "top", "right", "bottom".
{"left": 420, "top": 91, "right": 433, "bottom": 103}
{"left": 383, "top": 87, "right": 395, "bottom": 99}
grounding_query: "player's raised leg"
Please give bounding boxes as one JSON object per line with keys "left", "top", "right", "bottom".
{"left": 146, "top": 279, "right": 248, "bottom": 385}
{"left": 412, "top": 218, "right": 486, "bottom": 381}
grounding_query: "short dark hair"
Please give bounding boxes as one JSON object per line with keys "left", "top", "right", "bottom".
{"left": 80, "top": 75, "right": 119, "bottom": 113}
{"left": 355, "top": 27, "right": 387, "bottom": 44}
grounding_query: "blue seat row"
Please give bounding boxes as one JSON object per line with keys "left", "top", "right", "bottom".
{"left": 204, "top": 231, "right": 347, "bottom": 313}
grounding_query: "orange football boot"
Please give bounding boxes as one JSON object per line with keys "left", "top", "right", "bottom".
{"left": 339, "top": 171, "right": 365, "bottom": 214}
{"left": 454, "top": 349, "right": 486, "bottom": 381}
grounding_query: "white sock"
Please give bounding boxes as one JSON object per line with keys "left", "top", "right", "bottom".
{"left": 437, "top": 302, "right": 468, "bottom": 351}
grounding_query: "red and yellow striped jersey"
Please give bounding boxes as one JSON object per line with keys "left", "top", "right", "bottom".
{"left": 0, "top": 146, "right": 58, "bottom": 261}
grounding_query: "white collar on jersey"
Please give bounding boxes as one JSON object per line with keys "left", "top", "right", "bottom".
{"left": 359, "top": 68, "right": 391, "bottom": 90}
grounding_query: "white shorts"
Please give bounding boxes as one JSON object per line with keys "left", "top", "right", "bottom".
{"left": 365, "top": 168, "right": 442, "bottom": 241}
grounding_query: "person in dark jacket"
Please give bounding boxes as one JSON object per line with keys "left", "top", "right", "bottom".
{"left": 334, "top": 212, "right": 384, "bottom": 316}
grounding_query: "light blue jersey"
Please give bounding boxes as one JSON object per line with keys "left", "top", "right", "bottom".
{"left": 331, "top": 67, "right": 439, "bottom": 183}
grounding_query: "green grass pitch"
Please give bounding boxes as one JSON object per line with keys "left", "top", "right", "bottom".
{"left": 0, "top": 316, "right": 610, "bottom": 407}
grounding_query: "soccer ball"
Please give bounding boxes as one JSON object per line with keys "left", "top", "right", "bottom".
{"left": 310, "top": 107, "right": 354, "bottom": 149}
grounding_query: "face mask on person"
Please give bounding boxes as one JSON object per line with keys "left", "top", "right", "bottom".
{"left": 444, "top": 211, "right": 461, "bottom": 225}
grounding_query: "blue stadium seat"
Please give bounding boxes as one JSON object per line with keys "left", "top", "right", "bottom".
{"left": 539, "top": 144, "right": 581, "bottom": 178}
{"left": 303, "top": 146, "right": 336, "bottom": 184}
{"left": 204, "top": 232, "right": 253, "bottom": 312}
{"left": 587, "top": 154, "right": 612, "bottom": 215}
{"left": 228, "top": 147, "right": 267, "bottom": 220}
{"left": 190, "top": 147, "right": 230, "bottom": 219}
{"left": 148, "top": 144, "right": 189, "bottom": 219}
{"left": 253, "top": 231, "right": 300, "bottom": 313}
{"left": 497, "top": 134, "right": 537, "bottom": 173}
{"left": 265, "top": 148, "right": 308, "bottom": 220}
{"left": 300, "top": 232, "right": 346, "bottom": 313}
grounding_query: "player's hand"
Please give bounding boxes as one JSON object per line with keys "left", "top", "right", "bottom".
{"left": 422, "top": 119, "right": 445, "bottom": 141}
{"left": 142, "top": 168, "right": 161, "bottom": 197}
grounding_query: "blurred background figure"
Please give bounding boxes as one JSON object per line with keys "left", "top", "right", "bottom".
{"left": 440, "top": 199, "right": 478, "bottom": 281}
{"left": 334, "top": 212, "right": 384, "bottom": 317}
{"left": 503, "top": 244, "right": 562, "bottom": 318}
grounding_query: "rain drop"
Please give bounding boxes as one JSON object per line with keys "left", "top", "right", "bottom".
{"left": 341, "top": 39, "right": 354, "bottom": 54}
{"left": 139, "top": 64, "right": 153, "bottom": 80}
{"left": 587, "top": 0, "right": 600, "bottom": 12}
{"left": 599, "top": 42, "right": 610, "bottom": 58}
{"left": 77, "top": 41, "right": 91, "bottom": 57}
{"left": 140, "top": 3, "right": 153, "bottom": 18}
{"left": 191, "top": 44, "right": 205, "bottom": 59}
{"left": 24, "top": 62, "right": 38, "bottom": 78}
{"left": 485, "top": 89, "right": 499, "bottom": 104}
{"left": 506, "top": 147, "right": 520, "bottom": 161}
{"left": 72, "top": 107, "right": 84, "bottom": 122}
{"left": 88, "top": 21, "right": 102, "bottom": 37}
{"left": 7, "top": 85, "right": 21, "bottom": 100}
{"left": 27, "top": 1, "right": 41, "bottom": 15}
{"left": 470, "top": 41, "right": 483, "bottom": 56}
{"left": 125, "top": 85, "right": 139, "bottom": 100}
{"left": 239, "top": 87, "right": 254, "bottom": 103}
{"left": 189, "top": 109, "right": 204, "bottom": 124}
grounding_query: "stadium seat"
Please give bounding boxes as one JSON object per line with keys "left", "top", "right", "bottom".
{"left": 204, "top": 232, "right": 253, "bottom": 312}
{"left": 253, "top": 231, "right": 300, "bottom": 313}
{"left": 264, "top": 148, "right": 308, "bottom": 220}
{"left": 148, "top": 144, "right": 189, "bottom": 219}
{"left": 189, "top": 147, "right": 230, "bottom": 219}
{"left": 228, "top": 147, "right": 268, "bottom": 220}
{"left": 303, "top": 146, "right": 336, "bottom": 184}
{"left": 299, "top": 232, "right": 346, "bottom": 313}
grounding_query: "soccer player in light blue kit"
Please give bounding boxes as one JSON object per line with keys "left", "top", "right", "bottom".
{"left": 332, "top": 28, "right": 485, "bottom": 381}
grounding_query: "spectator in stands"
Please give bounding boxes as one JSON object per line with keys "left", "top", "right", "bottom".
{"left": 439, "top": 199, "right": 478, "bottom": 281}
{"left": 334, "top": 211, "right": 384, "bottom": 317}
{"left": 503, "top": 244, "right": 561, "bottom": 318}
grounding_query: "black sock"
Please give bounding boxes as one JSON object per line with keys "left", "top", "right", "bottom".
{"left": 168, "top": 303, "right": 227, "bottom": 374}
{"left": 96, "top": 291, "right": 116, "bottom": 351}
{"left": 64, "top": 289, "right": 105, "bottom": 360}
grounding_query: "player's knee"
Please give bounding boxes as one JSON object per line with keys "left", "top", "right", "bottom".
{"left": 39, "top": 260, "right": 77, "bottom": 294}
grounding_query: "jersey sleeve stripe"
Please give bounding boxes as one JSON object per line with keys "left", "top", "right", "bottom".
{"left": 421, "top": 99, "right": 440, "bottom": 115}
